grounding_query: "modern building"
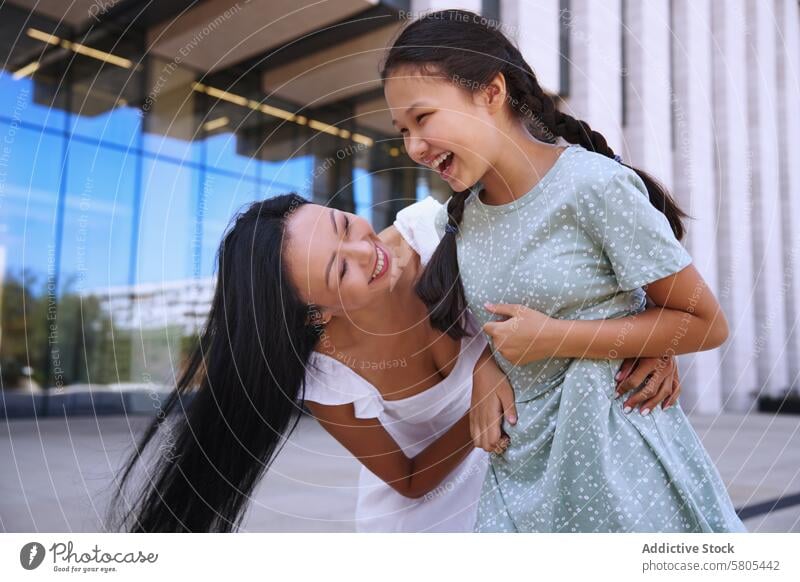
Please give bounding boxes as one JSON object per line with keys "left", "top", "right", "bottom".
{"left": 0, "top": 0, "right": 797, "bottom": 414}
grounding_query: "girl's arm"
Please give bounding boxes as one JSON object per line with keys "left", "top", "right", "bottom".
{"left": 306, "top": 401, "right": 479, "bottom": 499}
{"left": 482, "top": 263, "right": 728, "bottom": 365}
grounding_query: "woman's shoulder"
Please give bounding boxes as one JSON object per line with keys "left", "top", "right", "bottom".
{"left": 304, "top": 348, "right": 383, "bottom": 419}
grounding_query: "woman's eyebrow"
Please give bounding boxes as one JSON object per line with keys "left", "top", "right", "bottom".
{"left": 325, "top": 209, "right": 338, "bottom": 290}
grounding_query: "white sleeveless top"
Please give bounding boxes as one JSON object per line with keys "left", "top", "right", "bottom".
{"left": 303, "top": 196, "right": 489, "bottom": 532}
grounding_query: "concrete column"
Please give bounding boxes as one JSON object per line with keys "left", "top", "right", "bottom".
{"left": 621, "top": 0, "right": 672, "bottom": 189}
{"left": 744, "top": 0, "right": 789, "bottom": 398}
{"left": 710, "top": 0, "right": 758, "bottom": 411}
{"left": 670, "top": 0, "right": 723, "bottom": 414}
{"left": 774, "top": 0, "right": 800, "bottom": 392}
{"left": 501, "top": 0, "right": 561, "bottom": 94}
{"left": 411, "top": 0, "right": 482, "bottom": 15}
{"left": 563, "top": 0, "right": 623, "bottom": 153}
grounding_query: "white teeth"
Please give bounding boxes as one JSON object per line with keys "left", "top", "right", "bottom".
{"left": 370, "top": 245, "right": 386, "bottom": 280}
{"left": 431, "top": 151, "right": 452, "bottom": 169}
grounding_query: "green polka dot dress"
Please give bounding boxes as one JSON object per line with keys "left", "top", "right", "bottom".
{"left": 434, "top": 144, "right": 746, "bottom": 533}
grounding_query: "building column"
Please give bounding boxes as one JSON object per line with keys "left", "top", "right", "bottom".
{"left": 670, "top": 0, "right": 723, "bottom": 414}
{"left": 621, "top": 0, "right": 672, "bottom": 189}
{"left": 710, "top": 0, "right": 758, "bottom": 411}
{"left": 410, "top": 0, "right": 483, "bottom": 15}
{"left": 563, "top": 0, "right": 623, "bottom": 153}
{"left": 744, "top": 0, "right": 790, "bottom": 398}
{"left": 774, "top": 0, "right": 800, "bottom": 392}
{"left": 501, "top": 0, "right": 561, "bottom": 94}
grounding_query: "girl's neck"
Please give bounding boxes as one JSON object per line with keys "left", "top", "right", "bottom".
{"left": 479, "top": 124, "right": 567, "bottom": 205}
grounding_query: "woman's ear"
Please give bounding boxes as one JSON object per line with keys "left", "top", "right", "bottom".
{"left": 476, "top": 72, "right": 508, "bottom": 114}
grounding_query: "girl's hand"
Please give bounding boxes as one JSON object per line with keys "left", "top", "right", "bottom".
{"left": 614, "top": 356, "right": 681, "bottom": 415}
{"left": 470, "top": 353, "right": 517, "bottom": 454}
{"left": 482, "top": 302, "right": 562, "bottom": 365}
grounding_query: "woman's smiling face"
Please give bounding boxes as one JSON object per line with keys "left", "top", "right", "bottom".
{"left": 284, "top": 203, "right": 399, "bottom": 317}
{"left": 384, "top": 66, "right": 502, "bottom": 192}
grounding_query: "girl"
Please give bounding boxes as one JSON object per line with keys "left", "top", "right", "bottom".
{"left": 106, "top": 193, "right": 678, "bottom": 532}
{"left": 382, "top": 10, "right": 746, "bottom": 532}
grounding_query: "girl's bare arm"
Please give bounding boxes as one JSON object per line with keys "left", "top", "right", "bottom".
{"left": 483, "top": 264, "right": 728, "bottom": 365}
{"left": 556, "top": 264, "right": 728, "bottom": 359}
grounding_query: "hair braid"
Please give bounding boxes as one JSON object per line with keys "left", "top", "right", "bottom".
{"left": 414, "top": 189, "right": 472, "bottom": 339}
{"left": 504, "top": 44, "right": 615, "bottom": 158}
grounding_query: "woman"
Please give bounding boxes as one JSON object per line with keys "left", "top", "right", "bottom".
{"left": 106, "top": 193, "right": 681, "bottom": 532}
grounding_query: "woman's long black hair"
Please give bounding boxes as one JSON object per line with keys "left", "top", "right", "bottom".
{"left": 381, "top": 9, "right": 689, "bottom": 340}
{"left": 106, "top": 193, "right": 323, "bottom": 532}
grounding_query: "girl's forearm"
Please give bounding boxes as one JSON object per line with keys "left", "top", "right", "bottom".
{"left": 405, "top": 414, "right": 474, "bottom": 498}
{"left": 553, "top": 306, "right": 722, "bottom": 359}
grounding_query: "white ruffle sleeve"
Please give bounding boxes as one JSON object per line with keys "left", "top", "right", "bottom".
{"left": 302, "top": 354, "right": 383, "bottom": 419}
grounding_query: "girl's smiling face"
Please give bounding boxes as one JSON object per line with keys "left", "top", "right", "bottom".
{"left": 384, "top": 66, "right": 506, "bottom": 192}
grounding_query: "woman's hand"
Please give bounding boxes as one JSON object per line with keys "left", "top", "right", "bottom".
{"left": 470, "top": 349, "right": 517, "bottom": 454}
{"left": 482, "top": 302, "right": 562, "bottom": 365}
{"left": 614, "top": 356, "right": 681, "bottom": 415}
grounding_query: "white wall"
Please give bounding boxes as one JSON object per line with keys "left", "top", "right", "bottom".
{"left": 411, "top": 0, "right": 483, "bottom": 14}
{"left": 563, "top": 0, "right": 623, "bottom": 153}
{"left": 775, "top": 0, "right": 800, "bottom": 392}
{"left": 671, "top": 0, "right": 724, "bottom": 414}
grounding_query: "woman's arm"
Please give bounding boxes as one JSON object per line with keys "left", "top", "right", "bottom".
{"left": 483, "top": 264, "right": 729, "bottom": 365}
{"left": 305, "top": 401, "right": 475, "bottom": 499}
{"left": 470, "top": 345, "right": 516, "bottom": 452}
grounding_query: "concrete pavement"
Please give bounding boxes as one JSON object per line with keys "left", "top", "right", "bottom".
{"left": 1, "top": 412, "right": 798, "bottom": 532}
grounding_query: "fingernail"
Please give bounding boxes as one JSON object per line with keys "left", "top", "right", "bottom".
{"left": 641, "top": 408, "right": 651, "bottom": 417}
{"left": 614, "top": 391, "right": 621, "bottom": 399}
{"left": 484, "top": 302, "right": 493, "bottom": 309}
{"left": 508, "top": 415, "right": 517, "bottom": 424}
{"left": 615, "top": 372, "right": 622, "bottom": 381}
{"left": 623, "top": 406, "right": 632, "bottom": 414}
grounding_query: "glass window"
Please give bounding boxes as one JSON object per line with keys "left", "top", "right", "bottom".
{"left": 136, "top": 156, "right": 196, "bottom": 284}
{"left": 259, "top": 154, "right": 314, "bottom": 197}
{"left": 0, "top": 121, "right": 63, "bottom": 390}
{"left": 0, "top": 121, "right": 63, "bottom": 292}
{"left": 353, "top": 166, "right": 373, "bottom": 223}
{"left": 0, "top": 72, "right": 68, "bottom": 131}
{"left": 69, "top": 97, "right": 143, "bottom": 150}
{"left": 197, "top": 171, "right": 261, "bottom": 279}
{"left": 60, "top": 141, "right": 138, "bottom": 292}
{"left": 141, "top": 57, "right": 202, "bottom": 164}
{"left": 67, "top": 31, "right": 144, "bottom": 148}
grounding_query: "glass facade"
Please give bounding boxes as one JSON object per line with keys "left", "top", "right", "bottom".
{"left": 0, "top": 4, "right": 432, "bottom": 407}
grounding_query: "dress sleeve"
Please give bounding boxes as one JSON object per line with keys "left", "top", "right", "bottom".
{"left": 577, "top": 167, "right": 693, "bottom": 292}
{"left": 392, "top": 196, "right": 445, "bottom": 268}
{"left": 302, "top": 354, "right": 383, "bottom": 419}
